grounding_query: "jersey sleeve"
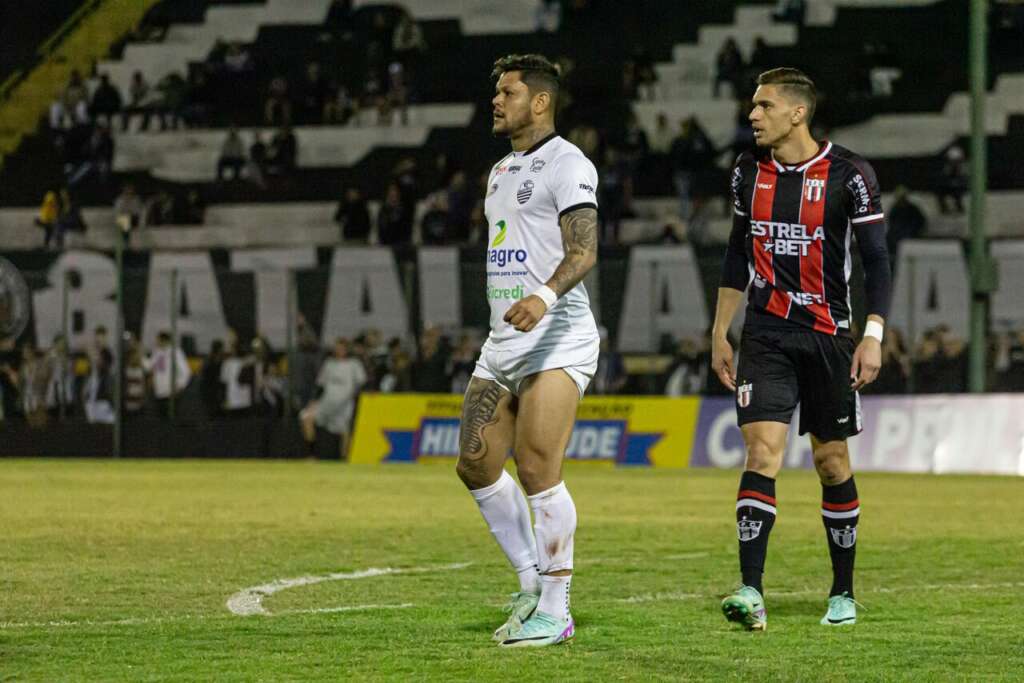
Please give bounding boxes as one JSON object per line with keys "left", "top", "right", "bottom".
{"left": 844, "top": 158, "right": 885, "bottom": 225}
{"left": 845, "top": 157, "right": 892, "bottom": 318}
{"left": 720, "top": 158, "right": 752, "bottom": 291}
{"left": 547, "top": 152, "right": 599, "bottom": 217}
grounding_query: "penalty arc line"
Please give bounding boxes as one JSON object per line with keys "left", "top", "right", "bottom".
{"left": 226, "top": 562, "right": 473, "bottom": 616}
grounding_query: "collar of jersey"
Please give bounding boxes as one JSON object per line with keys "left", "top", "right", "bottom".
{"left": 770, "top": 140, "right": 832, "bottom": 173}
{"left": 515, "top": 132, "right": 559, "bottom": 157}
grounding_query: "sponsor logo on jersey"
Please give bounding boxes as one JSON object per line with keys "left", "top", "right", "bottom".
{"left": 507, "top": 165, "right": 522, "bottom": 174}
{"left": 788, "top": 291, "right": 825, "bottom": 306}
{"left": 757, "top": 182, "right": 773, "bottom": 190}
{"left": 488, "top": 220, "right": 528, "bottom": 266}
{"left": 830, "top": 526, "right": 857, "bottom": 548}
{"left": 516, "top": 179, "right": 534, "bottom": 204}
{"left": 737, "top": 518, "right": 763, "bottom": 541}
{"left": 805, "top": 177, "right": 825, "bottom": 202}
{"left": 530, "top": 158, "right": 546, "bottom": 172}
{"left": 487, "top": 182, "right": 499, "bottom": 196}
{"left": 847, "top": 173, "right": 870, "bottom": 214}
{"left": 751, "top": 220, "right": 825, "bottom": 256}
{"left": 487, "top": 248, "right": 527, "bottom": 267}
{"left": 578, "top": 183, "right": 594, "bottom": 193}
{"left": 490, "top": 220, "right": 508, "bottom": 247}
{"left": 486, "top": 284, "right": 525, "bottom": 300}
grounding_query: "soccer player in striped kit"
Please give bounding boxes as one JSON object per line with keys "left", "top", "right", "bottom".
{"left": 710, "top": 68, "right": 892, "bottom": 630}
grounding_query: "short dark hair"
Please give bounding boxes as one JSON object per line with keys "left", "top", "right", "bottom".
{"left": 757, "top": 67, "right": 816, "bottom": 123}
{"left": 491, "top": 53, "right": 561, "bottom": 108}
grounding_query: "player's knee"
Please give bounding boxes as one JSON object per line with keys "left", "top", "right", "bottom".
{"left": 812, "top": 443, "right": 850, "bottom": 484}
{"left": 744, "top": 436, "right": 783, "bottom": 474}
{"left": 513, "top": 448, "right": 556, "bottom": 492}
{"left": 455, "top": 456, "right": 495, "bottom": 490}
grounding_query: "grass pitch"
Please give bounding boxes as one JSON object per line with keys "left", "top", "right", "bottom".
{"left": 2, "top": 459, "right": 1023, "bottom": 681}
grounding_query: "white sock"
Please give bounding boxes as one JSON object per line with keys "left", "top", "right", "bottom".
{"left": 470, "top": 470, "right": 540, "bottom": 593}
{"left": 538, "top": 574, "right": 571, "bottom": 621}
{"left": 529, "top": 481, "right": 577, "bottom": 620}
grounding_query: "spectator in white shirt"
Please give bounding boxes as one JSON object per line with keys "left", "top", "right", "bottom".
{"left": 144, "top": 331, "right": 192, "bottom": 417}
{"left": 300, "top": 337, "right": 366, "bottom": 458}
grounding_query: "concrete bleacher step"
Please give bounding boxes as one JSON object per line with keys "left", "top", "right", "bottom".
{"left": 359, "top": 0, "right": 541, "bottom": 34}
{"left": 101, "top": 0, "right": 542, "bottom": 97}
{"left": 805, "top": 0, "right": 942, "bottom": 26}
{"left": 651, "top": 6, "right": 797, "bottom": 98}
{"left": 832, "top": 74, "right": 1024, "bottom": 157}
{"left": 100, "top": 0, "right": 334, "bottom": 97}
{"left": 113, "top": 104, "right": 474, "bottom": 182}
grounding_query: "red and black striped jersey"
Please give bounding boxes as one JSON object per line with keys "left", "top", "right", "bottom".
{"left": 728, "top": 141, "right": 886, "bottom": 336}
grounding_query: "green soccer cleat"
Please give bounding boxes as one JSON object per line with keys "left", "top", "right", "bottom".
{"left": 492, "top": 591, "right": 540, "bottom": 642}
{"left": 498, "top": 611, "right": 575, "bottom": 648}
{"left": 820, "top": 593, "right": 858, "bottom": 626}
{"left": 721, "top": 585, "right": 767, "bottom": 631}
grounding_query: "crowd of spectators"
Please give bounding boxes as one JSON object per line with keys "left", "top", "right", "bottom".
{"left": 4, "top": 320, "right": 1020, "bottom": 432}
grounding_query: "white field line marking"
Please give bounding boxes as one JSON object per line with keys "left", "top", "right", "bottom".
{"left": 0, "top": 603, "right": 416, "bottom": 631}
{"left": 617, "top": 581, "right": 1024, "bottom": 604}
{"left": 5, "top": 576, "right": 1020, "bottom": 631}
{"left": 0, "top": 563, "right": 467, "bottom": 630}
{"left": 275, "top": 603, "right": 415, "bottom": 616}
{"left": 226, "top": 562, "right": 472, "bottom": 616}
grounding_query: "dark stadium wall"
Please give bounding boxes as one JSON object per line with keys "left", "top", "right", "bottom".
{"left": 0, "top": 0, "right": 85, "bottom": 81}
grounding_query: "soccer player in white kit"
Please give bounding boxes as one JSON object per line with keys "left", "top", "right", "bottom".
{"left": 455, "top": 54, "right": 600, "bottom": 648}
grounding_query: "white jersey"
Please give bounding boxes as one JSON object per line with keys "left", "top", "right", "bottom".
{"left": 483, "top": 134, "right": 600, "bottom": 351}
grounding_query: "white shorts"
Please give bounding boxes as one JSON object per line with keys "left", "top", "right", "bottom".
{"left": 472, "top": 336, "right": 600, "bottom": 398}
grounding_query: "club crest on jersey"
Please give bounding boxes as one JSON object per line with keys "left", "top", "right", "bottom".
{"left": 530, "top": 158, "right": 546, "bottom": 172}
{"left": 737, "top": 518, "right": 762, "bottom": 541}
{"left": 805, "top": 177, "right": 825, "bottom": 202}
{"left": 737, "top": 382, "right": 753, "bottom": 408}
{"left": 516, "top": 179, "right": 534, "bottom": 204}
{"left": 830, "top": 526, "right": 857, "bottom": 549}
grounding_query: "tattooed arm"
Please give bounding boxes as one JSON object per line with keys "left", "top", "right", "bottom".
{"left": 503, "top": 206, "right": 598, "bottom": 332}
{"left": 547, "top": 206, "right": 599, "bottom": 296}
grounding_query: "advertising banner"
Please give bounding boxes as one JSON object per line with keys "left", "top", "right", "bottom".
{"left": 349, "top": 394, "right": 701, "bottom": 467}
{"left": 690, "top": 395, "right": 1024, "bottom": 476}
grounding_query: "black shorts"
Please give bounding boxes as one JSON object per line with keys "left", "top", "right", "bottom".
{"left": 735, "top": 325, "right": 862, "bottom": 441}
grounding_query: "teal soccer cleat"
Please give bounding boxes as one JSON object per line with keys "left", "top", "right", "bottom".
{"left": 498, "top": 611, "right": 575, "bottom": 648}
{"left": 820, "top": 593, "right": 858, "bottom": 625}
{"left": 492, "top": 591, "right": 540, "bottom": 642}
{"left": 721, "top": 585, "right": 767, "bottom": 631}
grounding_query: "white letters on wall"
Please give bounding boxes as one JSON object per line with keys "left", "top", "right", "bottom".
{"left": 992, "top": 240, "right": 1024, "bottom": 331}
{"left": 417, "top": 247, "right": 461, "bottom": 330}
{"left": 889, "top": 239, "right": 970, "bottom": 343}
{"left": 32, "top": 250, "right": 118, "bottom": 350}
{"left": 230, "top": 247, "right": 316, "bottom": 348}
{"left": 321, "top": 247, "right": 409, "bottom": 343}
{"left": 142, "top": 252, "right": 229, "bottom": 352}
{"left": 617, "top": 246, "right": 709, "bottom": 352}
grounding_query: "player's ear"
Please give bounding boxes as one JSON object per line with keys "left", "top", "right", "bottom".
{"left": 533, "top": 91, "right": 550, "bottom": 116}
{"left": 792, "top": 103, "right": 806, "bottom": 126}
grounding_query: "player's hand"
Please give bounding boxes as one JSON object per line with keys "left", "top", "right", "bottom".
{"left": 711, "top": 334, "right": 737, "bottom": 391}
{"left": 503, "top": 295, "right": 548, "bottom": 332}
{"left": 850, "top": 337, "right": 882, "bottom": 391}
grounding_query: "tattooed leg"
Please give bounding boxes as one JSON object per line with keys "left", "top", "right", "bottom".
{"left": 456, "top": 377, "right": 516, "bottom": 489}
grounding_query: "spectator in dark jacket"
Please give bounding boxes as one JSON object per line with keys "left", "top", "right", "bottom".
{"left": 334, "top": 187, "right": 371, "bottom": 243}
{"left": 377, "top": 182, "right": 412, "bottom": 244}
{"left": 90, "top": 74, "right": 123, "bottom": 125}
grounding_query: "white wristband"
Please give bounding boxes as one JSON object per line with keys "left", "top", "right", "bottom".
{"left": 863, "top": 320, "right": 884, "bottom": 342}
{"left": 532, "top": 285, "right": 558, "bottom": 310}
